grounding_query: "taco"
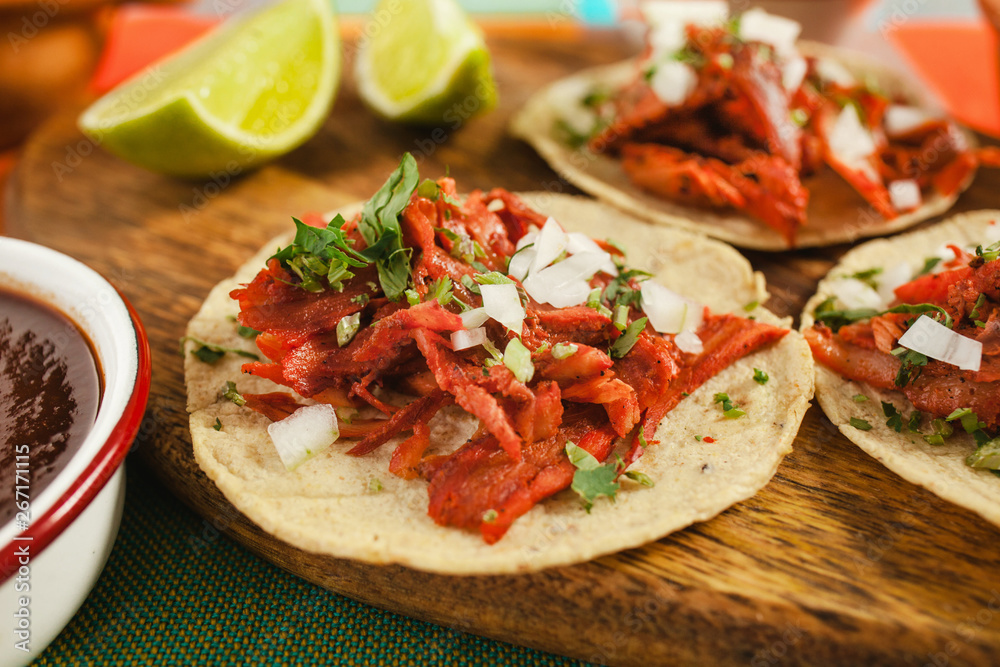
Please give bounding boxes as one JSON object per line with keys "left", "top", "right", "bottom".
{"left": 184, "top": 154, "right": 814, "bottom": 574}
{"left": 801, "top": 211, "right": 1000, "bottom": 527}
{"left": 510, "top": 3, "right": 980, "bottom": 251}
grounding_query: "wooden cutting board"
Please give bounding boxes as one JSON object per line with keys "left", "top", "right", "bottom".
{"left": 5, "top": 30, "right": 1000, "bottom": 666}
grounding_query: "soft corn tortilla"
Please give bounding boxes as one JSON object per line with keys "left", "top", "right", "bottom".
{"left": 185, "top": 193, "right": 814, "bottom": 574}
{"left": 801, "top": 210, "right": 1000, "bottom": 528}
{"left": 510, "top": 42, "right": 975, "bottom": 251}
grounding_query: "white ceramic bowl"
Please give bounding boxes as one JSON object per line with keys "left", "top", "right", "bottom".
{"left": 0, "top": 237, "right": 151, "bottom": 665}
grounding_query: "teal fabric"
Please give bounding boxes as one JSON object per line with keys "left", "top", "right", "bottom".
{"left": 33, "top": 461, "right": 588, "bottom": 666}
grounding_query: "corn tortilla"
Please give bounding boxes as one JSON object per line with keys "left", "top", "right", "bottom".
{"left": 801, "top": 210, "right": 1000, "bottom": 528}
{"left": 510, "top": 43, "right": 975, "bottom": 251}
{"left": 185, "top": 193, "right": 815, "bottom": 574}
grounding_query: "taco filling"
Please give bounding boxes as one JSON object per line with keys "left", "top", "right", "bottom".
{"left": 804, "top": 228, "right": 1000, "bottom": 470}
{"left": 223, "top": 154, "right": 789, "bottom": 543}
{"left": 581, "top": 3, "right": 977, "bottom": 245}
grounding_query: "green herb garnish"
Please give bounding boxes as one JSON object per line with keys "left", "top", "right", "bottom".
{"left": 610, "top": 317, "right": 646, "bottom": 359}
{"left": 222, "top": 381, "right": 245, "bottom": 406}
{"left": 356, "top": 153, "right": 420, "bottom": 301}
{"left": 753, "top": 368, "right": 769, "bottom": 385}
{"left": 882, "top": 401, "right": 903, "bottom": 433}
{"left": 850, "top": 417, "right": 872, "bottom": 431}
{"left": 180, "top": 336, "right": 259, "bottom": 363}
{"left": 213, "top": 418, "right": 223, "bottom": 431}
{"left": 566, "top": 441, "right": 619, "bottom": 512}
{"left": 714, "top": 392, "right": 745, "bottom": 419}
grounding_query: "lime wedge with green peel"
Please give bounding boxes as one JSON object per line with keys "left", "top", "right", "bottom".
{"left": 78, "top": 0, "right": 340, "bottom": 179}
{"left": 355, "top": 0, "right": 497, "bottom": 125}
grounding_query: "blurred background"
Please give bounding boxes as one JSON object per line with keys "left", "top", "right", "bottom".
{"left": 1, "top": 0, "right": 997, "bottom": 159}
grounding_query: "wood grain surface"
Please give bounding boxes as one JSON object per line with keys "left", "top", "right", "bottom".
{"left": 5, "top": 30, "right": 1000, "bottom": 666}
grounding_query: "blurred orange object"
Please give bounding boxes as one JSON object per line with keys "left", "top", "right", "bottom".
{"left": 0, "top": 0, "right": 113, "bottom": 149}
{"left": 887, "top": 19, "right": 1000, "bottom": 136}
{"left": 89, "top": 4, "right": 217, "bottom": 94}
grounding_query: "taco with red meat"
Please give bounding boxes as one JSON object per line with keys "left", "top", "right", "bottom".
{"left": 511, "top": 3, "right": 982, "bottom": 250}
{"left": 184, "top": 154, "right": 814, "bottom": 574}
{"left": 802, "top": 210, "right": 1000, "bottom": 526}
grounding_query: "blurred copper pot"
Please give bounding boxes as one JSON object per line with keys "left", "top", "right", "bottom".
{"left": 0, "top": 0, "right": 117, "bottom": 148}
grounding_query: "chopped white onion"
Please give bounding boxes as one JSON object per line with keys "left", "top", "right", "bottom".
{"left": 739, "top": 8, "right": 801, "bottom": 57}
{"left": 984, "top": 221, "right": 1000, "bottom": 245}
{"left": 649, "top": 61, "right": 698, "bottom": 107}
{"left": 531, "top": 217, "right": 569, "bottom": 274}
{"left": 460, "top": 307, "right": 490, "bottom": 329}
{"left": 640, "top": 280, "right": 701, "bottom": 334}
{"left": 267, "top": 403, "right": 339, "bottom": 471}
{"left": 675, "top": 330, "right": 704, "bottom": 355}
{"left": 889, "top": 179, "right": 922, "bottom": 212}
{"left": 830, "top": 278, "right": 882, "bottom": 310}
{"left": 486, "top": 198, "right": 505, "bottom": 212}
{"left": 566, "top": 232, "right": 617, "bottom": 275}
{"left": 898, "top": 315, "right": 982, "bottom": 371}
{"left": 523, "top": 251, "right": 608, "bottom": 305}
{"left": 782, "top": 56, "right": 808, "bottom": 92}
{"left": 451, "top": 327, "right": 488, "bottom": 351}
{"left": 814, "top": 58, "right": 856, "bottom": 88}
{"left": 515, "top": 229, "right": 538, "bottom": 251}
{"left": 647, "top": 21, "right": 687, "bottom": 61}
{"left": 876, "top": 261, "right": 913, "bottom": 306}
{"left": 508, "top": 246, "right": 536, "bottom": 282}
{"left": 641, "top": 0, "right": 728, "bottom": 32}
{"left": 829, "top": 104, "right": 877, "bottom": 167}
{"left": 481, "top": 283, "right": 525, "bottom": 333}
{"left": 884, "top": 104, "right": 935, "bottom": 137}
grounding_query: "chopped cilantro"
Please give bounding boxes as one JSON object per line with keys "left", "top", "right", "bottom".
{"left": 882, "top": 401, "right": 903, "bottom": 433}
{"left": 924, "top": 418, "right": 953, "bottom": 446}
{"left": 753, "top": 368, "right": 769, "bottom": 385}
{"left": 213, "top": 418, "right": 223, "bottom": 431}
{"left": 271, "top": 215, "right": 368, "bottom": 292}
{"left": 180, "top": 336, "right": 259, "bottom": 363}
{"left": 850, "top": 417, "right": 872, "bottom": 431}
{"left": 565, "top": 441, "right": 619, "bottom": 512}
{"left": 714, "top": 392, "right": 745, "bottom": 419}
{"left": 845, "top": 267, "right": 883, "bottom": 290}
{"left": 917, "top": 256, "right": 942, "bottom": 276}
{"left": 236, "top": 325, "right": 260, "bottom": 339}
{"left": 946, "top": 408, "right": 988, "bottom": 434}
{"left": 743, "top": 300, "right": 760, "bottom": 312}
{"left": 552, "top": 342, "right": 578, "bottom": 360}
{"left": 908, "top": 410, "right": 922, "bottom": 432}
{"left": 222, "top": 381, "right": 245, "bottom": 407}
{"left": 586, "top": 287, "right": 613, "bottom": 319}
{"left": 356, "top": 153, "right": 419, "bottom": 301}
{"left": 610, "top": 317, "right": 646, "bottom": 359}
{"left": 891, "top": 347, "right": 928, "bottom": 388}
{"left": 694, "top": 435, "right": 703, "bottom": 442}
{"left": 853, "top": 394, "right": 868, "bottom": 402}
{"left": 624, "top": 470, "right": 654, "bottom": 487}
{"left": 367, "top": 478, "right": 383, "bottom": 494}
{"left": 503, "top": 338, "right": 535, "bottom": 384}
{"left": 970, "top": 293, "right": 986, "bottom": 321}
{"left": 966, "top": 438, "right": 1000, "bottom": 470}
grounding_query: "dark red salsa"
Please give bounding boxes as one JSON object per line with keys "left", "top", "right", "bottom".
{"left": 0, "top": 287, "right": 102, "bottom": 525}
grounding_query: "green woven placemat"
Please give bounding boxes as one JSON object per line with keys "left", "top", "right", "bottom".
{"left": 34, "top": 460, "right": 589, "bottom": 666}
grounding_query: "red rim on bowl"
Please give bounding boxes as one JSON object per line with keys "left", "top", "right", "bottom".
{"left": 0, "top": 240, "right": 152, "bottom": 582}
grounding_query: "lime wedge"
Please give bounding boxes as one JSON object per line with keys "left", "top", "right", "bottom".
{"left": 355, "top": 0, "right": 497, "bottom": 125}
{"left": 79, "top": 0, "right": 340, "bottom": 178}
